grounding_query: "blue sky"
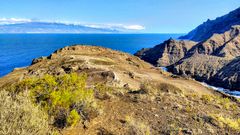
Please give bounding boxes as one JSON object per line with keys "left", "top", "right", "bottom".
{"left": 0, "top": 0, "right": 239, "bottom": 33}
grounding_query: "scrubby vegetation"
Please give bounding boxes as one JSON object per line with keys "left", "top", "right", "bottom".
{"left": 7, "top": 73, "right": 97, "bottom": 128}
{"left": 2, "top": 71, "right": 240, "bottom": 135}
{"left": 67, "top": 109, "right": 81, "bottom": 127}
{"left": 210, "top": 114, "right": 240, "bottom": 131}
{"left": 201, "top": 94, "right": 238, "bottom": 110}
{"left": 125, "top": 115, "right": 151, "bottom": 135}
{"left": 201, "top": 94, "right": 214, "bottom": 103}
{"left": 94, "top": 83, "right": 113, "bottom": 100}
{"left": 0, "top": 90, "right": 55, "bottom": 135}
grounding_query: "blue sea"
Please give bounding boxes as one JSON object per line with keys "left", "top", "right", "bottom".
{"left": 0, "top": 34, "right": 182, "bottom": 77}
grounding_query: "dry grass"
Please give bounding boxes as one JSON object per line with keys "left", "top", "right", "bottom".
{"left": 158, "top": 83, "right": 183, "bottom": 94}
{"left": 0, "top": 90, "right": 56, "bottom": 135}
{"left": 125, "top": 115, "right": 151, "bottom": 135}
{"left": 89, "top": 59, "right": 115, "bottom": 65}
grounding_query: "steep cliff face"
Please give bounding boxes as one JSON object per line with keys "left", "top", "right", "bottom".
{"left": 135, "top": 39, "right": 196, "bottom": 67}
{"left": 187, "top": 26, "right": 240, "bottom": 58}
{"left": 171, "top": 26, "right": 240, "bottom": 89}
{"left": 179, "top": 7, "right": 240, "bottom": 42}
{"left": 212, "top": 57, "right": 240, "bottom": 90}
{"left": 136, "top": 26, "right": 240, "bottom": 90}
{"left": 170, "top": 54, "right": 229, "bottom": 81}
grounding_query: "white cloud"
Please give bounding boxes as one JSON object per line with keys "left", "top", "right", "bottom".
{"left": 0, "top": 18, "right": 145, "bottom": 31}
{"left": 123, "top": 25, "right": 145, "bottom": 30}
{"left": 0, "top": 18, "right": 32, "bottom": 25}
{"left": 82, "top": 23, "right": 145, "bottom": 31}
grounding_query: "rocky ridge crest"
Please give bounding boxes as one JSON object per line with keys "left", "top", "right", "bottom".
{"left": 180, "top": 7, "right": 240, "bottom": 41}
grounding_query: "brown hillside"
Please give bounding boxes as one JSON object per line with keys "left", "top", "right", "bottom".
{"left": 1, "top": 45, "right": 240, "bottom": 135}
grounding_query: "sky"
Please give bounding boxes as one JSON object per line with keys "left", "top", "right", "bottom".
{"left": 0, "top": 0, "right": 240, "bottom": 33}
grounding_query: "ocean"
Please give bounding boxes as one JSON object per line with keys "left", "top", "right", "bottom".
{"left": 0, "top": 34, "right": 182, "bottom": 77}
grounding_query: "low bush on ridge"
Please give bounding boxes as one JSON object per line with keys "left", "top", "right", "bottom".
{"left": 8, "top": 73, "right": 97, "bottom": 128}
{"left": 210, "top": 114, "right": 240, "bottom": 131}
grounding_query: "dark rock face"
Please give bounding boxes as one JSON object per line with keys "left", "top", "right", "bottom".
{"left": 180, "top": 7, "right": 240, "bottom": 42}
{"left": 136, "top": 26, "right": 240, "bottom": 90}
{"left": 171, "top": 26, "right": 240, "bottom": 84}
{"left": 134, "top": 38, "right": 196, "bottom": 67}
{"left": 169, "top": 54, "right": 230, "bottom": 81}
{"left": 211, "top": 57, "right": 240, "bottom": 90}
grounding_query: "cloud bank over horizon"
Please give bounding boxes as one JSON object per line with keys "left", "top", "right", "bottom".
{"left": 0, "top": 18, "right": 145, "bottom": 33}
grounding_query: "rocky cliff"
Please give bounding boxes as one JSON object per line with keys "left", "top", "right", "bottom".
{"left": 212, "top": 57, "right": 240, "bottom": 90}
{"left": 136, "top": 26, "right": 240, "bottom": 90}
{"left": 179, "top": 7, "right": 240, "bottom": 42}
{"left": 135, "top": 38, "right": 196, "bottom": 67}
{"left": 171, "top": 26, "right": 240, "bottom": 90}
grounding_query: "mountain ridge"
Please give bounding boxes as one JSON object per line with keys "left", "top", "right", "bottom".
{"left": 136, "top": 25, "right": 240, "bottom": 90}
{"left": 0, "top": 22, "right": 120, "bottom": 33}
{"left": 179, "top": 7, "right": 240, "bottom": 42}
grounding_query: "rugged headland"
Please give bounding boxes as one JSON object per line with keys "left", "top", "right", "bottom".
{"left": 136, "top": 7, "right": 240, "bottom": 91}
{"left": 1, "top": 45, "right": 240, "bottom": 134}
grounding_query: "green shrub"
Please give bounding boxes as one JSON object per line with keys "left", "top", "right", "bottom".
{"left": 0, "top": 90, "right": 56, "bottom": 135}
{"left": 215, "top": 97, "right": 231, "bottom": 110}
{"left": 231, "top": 103, "right": 238, "bottom": 111}
{"left": 201, "top": 95, "right": 213, "bottom": 103}
{"left": 185, "top": 105, "right": 192, "bottom": 113}
{"left": 210, "top": 114, "right": 240, "bottom": 131}
{"left": 67, "top": 109, "right": 81, "bottom": 127}
{"left": 13, "top": 73, "right": 96, "bottom": 128}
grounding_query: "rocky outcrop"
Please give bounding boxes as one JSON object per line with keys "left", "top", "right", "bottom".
{"left": 134, "top": 38, "right": 196, "bottom": 67}
{"left": 180, "top": 7, "right": 240, "bottom": 42}
{"left": 136, "top": 26, "right": 240, "bottom": 90}
{"left": 23, "top": 45, "right": 157, "bottom": 89}
{"left": 169, "top": 54, "right": 229, "bottom": 81}
{"left": 212, "top": 57, "right": 240, "bottom": 90}
{"left": 171, "top": 26, "right": 240, "bottom": 90}
{"left": 186, "top": 25, "right": 240, "bottom": 58}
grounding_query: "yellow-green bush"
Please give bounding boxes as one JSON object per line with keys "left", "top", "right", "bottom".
{"left": 215, "top": 97, "right": 231, "bottom": 110}
{"left": 184, "top": 105, "right": 192, "bottom": 113}
{"left": 12, "top": 73, "right": 96, "bottom": 128}
{"left": 0, "top": 90, "right": 56, "bottom": 135}
{"left": 210, "top": 114, "right": 240, "bottom": 131}
{"left": 67, "top": 109, "right": 81, "bottom": 127}
{"left": 201, "top": 94, "right": 214, "bottom": 103}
